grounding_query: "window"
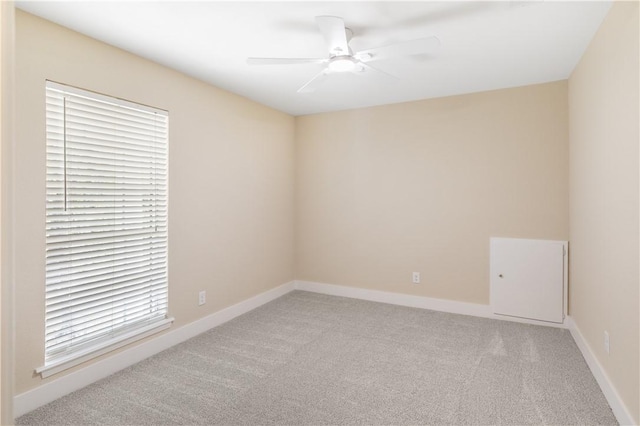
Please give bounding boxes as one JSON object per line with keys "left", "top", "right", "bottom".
{"left": 40, "top": 81, "right": 171, "bottom": 376}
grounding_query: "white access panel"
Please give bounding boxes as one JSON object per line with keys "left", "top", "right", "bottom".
{"left": 490, "top": 238, "right": 567, "bottom": 324}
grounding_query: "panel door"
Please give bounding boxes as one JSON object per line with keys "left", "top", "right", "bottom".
{"left": 490, "top": 238, "right": 566, "bottom": 323}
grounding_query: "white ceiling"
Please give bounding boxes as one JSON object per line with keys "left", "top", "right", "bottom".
{"left": 17, "top": 1, "right": 611, "bottom": 116}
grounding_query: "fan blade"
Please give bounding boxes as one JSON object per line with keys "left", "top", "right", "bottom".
{"left": 315, "top": 16, "right": 350, "bottom": 56}
{"left": 356, "top": 36, "right": 440, "bottom": 62}
{"left": 297, "top": 70, "right": 329, "bottom": 93}
{"left": 247, "top": 57, "right": 326, "bottom": 66}
{"left": 358, "top": 62, "right": 399, "bottom": 79}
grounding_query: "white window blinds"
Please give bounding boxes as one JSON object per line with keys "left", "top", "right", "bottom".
{"left": 44, "top": 81, "right": 169, "bottom": 366}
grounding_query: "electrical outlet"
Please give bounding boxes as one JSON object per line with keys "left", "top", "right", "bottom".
{"left": 604, "top": 331, "right": 610, "bottom": 354}
{"left": 412, "top": 272, "right": 420, "bottom": 284}
{"left": 198, "top": 291, "right": 206, "bottom": 306}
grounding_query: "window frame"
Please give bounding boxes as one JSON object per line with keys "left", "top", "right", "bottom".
{"left": 37, "top": 81, "right": 173, "bottom": 378}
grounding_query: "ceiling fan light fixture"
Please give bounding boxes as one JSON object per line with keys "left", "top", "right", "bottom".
{"left": 328, "top": 57, "right": 356, "bottom": 72}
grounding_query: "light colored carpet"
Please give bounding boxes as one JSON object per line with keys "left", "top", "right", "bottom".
{"left": 17, "top": 290, "right": 617, "bottom": 425}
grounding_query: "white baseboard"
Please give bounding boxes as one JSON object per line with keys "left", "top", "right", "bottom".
{"left": 295, "top": 280, "right": 492, "bottom": 317}
{"left": 294, "top": 280, "right": 569, "bottom": 329}
{"left": 13, "top": 281, "right": 296, "bottom": 418}
{"left": 566, "top": 316, "right": 635, "bottom": 425}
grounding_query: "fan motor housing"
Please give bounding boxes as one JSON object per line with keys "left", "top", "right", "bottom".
{"left": 328, "top": 56, "right": 357, "bottom": 72}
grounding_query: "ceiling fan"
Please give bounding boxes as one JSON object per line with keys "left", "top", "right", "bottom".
{"left": 247, "top": 16, "right": 440, "bottom": 93}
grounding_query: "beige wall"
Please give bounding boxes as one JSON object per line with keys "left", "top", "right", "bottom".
{"left": 295, "top": 81, "right": 569, "bottom": 304}
{"left": 1, "top": 2, "right": 15, "bottom": 424}
{"left": 14, "top": 10, "right": 295, "bottom": 395}
{"left": 568, "top": 1, "right": 639, "bottom": 423}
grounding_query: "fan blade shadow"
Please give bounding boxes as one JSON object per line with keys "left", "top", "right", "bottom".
{"left": 247, "top": 57, "right": 326, "bottom": 66}
{"left": 357, "top": 36, "right": 440, "bottom": 62}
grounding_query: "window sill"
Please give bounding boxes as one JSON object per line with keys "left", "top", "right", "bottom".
{"left": 35, "top": 317, "right": 175, "bottom": 379}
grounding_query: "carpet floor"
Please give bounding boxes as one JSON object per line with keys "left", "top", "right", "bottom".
{"left": 17, "top": 290, "right": 617, "bottom": 425}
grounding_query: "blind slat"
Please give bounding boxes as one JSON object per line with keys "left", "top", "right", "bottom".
{"left": 46, "top": 294, "right": 168, "bottom": 332}
{"left": 46, "top": 307, "right": 168, "bottom": 354}
{"left": 45, "top": 299, "right": 166, "bottom": 345}
{"left": 47, "top": 277, "right": 168, "bottom": 315}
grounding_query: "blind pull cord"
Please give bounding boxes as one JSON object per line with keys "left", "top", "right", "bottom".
{"left": 63, "top": 96, "right": 68, "bottom": 212}
{"left": 152, "top": 113, "right": 157, "bottom": 300}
